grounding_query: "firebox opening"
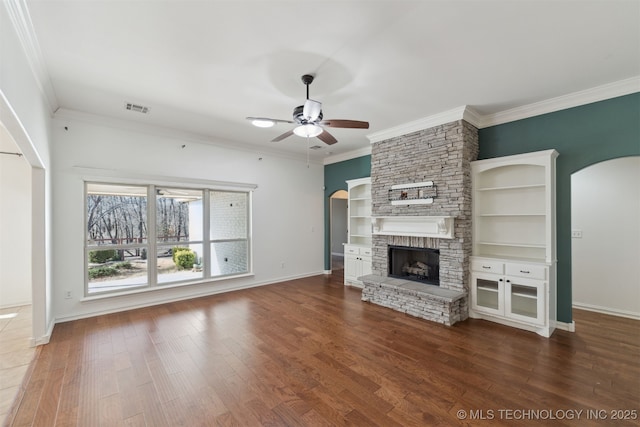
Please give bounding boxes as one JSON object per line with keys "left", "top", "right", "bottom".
{"left": 388, "top": 245, "right": 440, "bottom": 286}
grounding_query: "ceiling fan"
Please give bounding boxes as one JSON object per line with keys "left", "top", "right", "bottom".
{"left": 246, "top": 74, "right": 369, "bottom": 145}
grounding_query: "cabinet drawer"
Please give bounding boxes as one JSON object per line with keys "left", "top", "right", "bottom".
{"left": 344, "top": 246, "right": 360, "bottom": 255}
{"left": 344, "top": 246, "right": 372, "bottom": 256}
{"left": 506, "top": 263, "right": 547, "bottom": 280}
{"left": 471, "top": 259, "right": 504, "bottom": 274}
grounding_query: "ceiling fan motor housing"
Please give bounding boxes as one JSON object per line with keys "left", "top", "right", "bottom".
{"left": 293, "top": 105, "right": 322, "bottom": 124}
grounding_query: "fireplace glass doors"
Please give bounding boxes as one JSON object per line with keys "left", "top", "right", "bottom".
{"left": 388, "top": 245, "right": 439, "bottom": 286}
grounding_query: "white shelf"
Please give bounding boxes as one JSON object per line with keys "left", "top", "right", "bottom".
{"left": 478, "top": 286, "right": 499, "bottom": 293}
{"left": 390, "top": 181, "right": 434, "bottom": 190}
{"left": 390, "top": 198, "right": 433, "bottom": 205}
{"left": 477, "top": 241, "right": 546, "bottom": 249}
{"left": 473, "top": 254, "right": 545, "bottom": 263}
{"left": 478, "top": 213, "right": 545, "bottom": 217}
{"left": 512, "top": 291, "right": 537, "bottom": 300}
{"left": 388, "top": 181, "right": 437, "bottom": 205}
{"left": 372, "top": 216, "right": 454, "bottom": 239}
{"left": 477, "top": 184, "right": 545, "bottom": 192}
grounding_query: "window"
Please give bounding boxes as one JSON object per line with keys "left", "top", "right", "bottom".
{"left": 85, "top": 182, "right": 252, "bottom": 295}
{"left": 156, "top": 187, "right": 204, "bottom": 284}
{"left": 210, "top": 191, "right": 249, "bottom": 276}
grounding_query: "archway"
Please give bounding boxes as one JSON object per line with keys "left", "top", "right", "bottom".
{"left": 329, "top": 190, "right": 348, "bottom": 272}
{"left": 571, "top": 156, "right": 640, "bottom": 319}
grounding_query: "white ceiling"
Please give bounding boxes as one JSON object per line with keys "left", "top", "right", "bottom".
{"left": 23, "top": 0, "right": 640, "bottom": 161}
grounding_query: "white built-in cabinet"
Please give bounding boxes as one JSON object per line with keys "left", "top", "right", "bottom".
{"left": 470, "top": 149, "right": 558, "bottom": 337}
{"left": 344, "top": 177, "right": 372, "bottom": 288}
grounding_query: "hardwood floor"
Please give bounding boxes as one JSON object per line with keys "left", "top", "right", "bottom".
{"left": 6, "top": 273, "right": 640, "bottom": 426}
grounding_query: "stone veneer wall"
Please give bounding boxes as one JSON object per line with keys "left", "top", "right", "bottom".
{"left": 369, "top": 120, "right": 478, "bottom": 322}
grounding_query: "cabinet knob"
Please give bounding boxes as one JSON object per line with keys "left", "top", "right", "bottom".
{"left": 506, "top": 280, "right": 511, "bottom": 283}
{"left": 499, "top": 279, "right": 503, "bottom": 282}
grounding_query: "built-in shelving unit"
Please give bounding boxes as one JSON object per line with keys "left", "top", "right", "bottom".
{"left": 469, "top": 149, "right": 558, "bottom": 337}
{"left": 347, "top": 178, "right": 372, "bottom": 247}
{"left": 344, "top": 177, "right": 372, "bottom": 287}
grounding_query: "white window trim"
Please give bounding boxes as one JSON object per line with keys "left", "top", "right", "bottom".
{"left": 84, "top": 175, "right": 256, "bottom": 298}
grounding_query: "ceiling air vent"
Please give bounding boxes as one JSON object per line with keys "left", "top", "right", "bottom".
{"left": 309, "top": 145, "right": 322, "bottom": 150}
{"left": 125, "top": 103, "right": 149, "bottom": 114}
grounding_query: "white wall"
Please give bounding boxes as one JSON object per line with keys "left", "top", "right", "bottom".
{"left": 1, "top": 2, "right": 54, "bottom": 343}
{"left": 0, "top": 127, "right": 32, "bottom": 308}
{"left": 52, "top": 114, "right": 325, "bottom": 321}
{"left": 572, "top": 156, "right": 640, "bottom": 318}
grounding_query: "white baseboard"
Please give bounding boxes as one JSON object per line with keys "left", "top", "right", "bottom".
{"left": 573, "top": 302, "right": 640, "bottom": 321}
{"left": 0, "top": 300, "right": 31, "bottom": 310}
{"left": 31, "top": 319, "right": 54, "bottom": 346}
{"left": 555, "top": 320, "right": 576, "bottom": 332}
{"left": 54, "top": 271, "right": 324, "bottom": 325}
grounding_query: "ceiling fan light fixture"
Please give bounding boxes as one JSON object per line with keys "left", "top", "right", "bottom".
{"left": 251, "top": 118, "right": 275, "bottom": 128}
{"left": 293, "top": 124, "right": 323, "bottom": 138}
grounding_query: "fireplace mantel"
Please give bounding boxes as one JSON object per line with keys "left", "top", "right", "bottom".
{"left": 371, "top": 216, "right": 454, "bottom": 239}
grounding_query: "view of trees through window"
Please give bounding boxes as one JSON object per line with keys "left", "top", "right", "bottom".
{"left": 86, "top": 183, "right": 250, "bottom": 294}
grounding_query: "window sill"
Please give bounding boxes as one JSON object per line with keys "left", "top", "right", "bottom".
{"left": 81, "top": 272, "right": 254, "bottom": 302}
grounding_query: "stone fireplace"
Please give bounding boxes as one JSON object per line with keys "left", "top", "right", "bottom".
{"left": 388, "top": 245, "right": 439, "bottom": 286}
{"left": 360, "top": 118, "right": 478, "bottom": 326}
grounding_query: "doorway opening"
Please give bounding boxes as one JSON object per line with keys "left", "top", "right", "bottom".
{"left": 329, "top": 190, "right": 348, "bottom": 273}
{"left": 571, "top": 156, "right": 640, "bottom": 320}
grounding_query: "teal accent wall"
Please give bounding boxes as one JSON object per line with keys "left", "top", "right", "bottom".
{"left": 478, "top": 93, "right": 640, "bottom": 324}
{"left": 323, "top": 155, "right": 371, "bottom": 270}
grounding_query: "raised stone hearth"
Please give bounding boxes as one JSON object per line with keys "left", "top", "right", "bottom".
{"left": 361, "top": 274, "right": 466, "bottom": 326}
{"left": 363, "top": 118, "right": 478, "bottom": 326}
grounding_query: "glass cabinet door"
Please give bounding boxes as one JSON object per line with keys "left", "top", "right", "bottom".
{"left": 471, "top": 273, "right": 504, "bottom": 315}
{"left": 505, "top": 278, "right": 545, "bottom": 325}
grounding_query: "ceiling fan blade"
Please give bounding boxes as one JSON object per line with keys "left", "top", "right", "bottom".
{"left": 271, "top": 129, "right": 295, "bottom": 142}
{"left": 317, "top": 129, "right": 338, "bottom": 145}
{"left": 320, "top": 119, "right": 369, "bottom": 129}
{"left": 302, "top": 99, "right": 322, "bottom": 121}
{"left": 246, "top": 117, "right": 294, "bottom": 124}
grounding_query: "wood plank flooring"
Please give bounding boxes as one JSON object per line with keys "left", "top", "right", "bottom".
{"left": 6, "top": 272, "right": 640, "bottom": 426}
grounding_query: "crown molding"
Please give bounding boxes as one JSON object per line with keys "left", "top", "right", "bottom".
{"left": 367, "top": 105, "right": 481, "bottom": 144}
{"left": 55, "top": 108, "right": 325, "bottom": 165}
{"left": 364, "top": 78, "right": 639, "bottom": 145}
{"left": 323, "top": 145, "right": 372, "bottom": 165}
{"left": 479, "top": 76, "right": 640, "bottom": 128}
{"left": 4, "top": 0, "right": 58, "bottom": 114}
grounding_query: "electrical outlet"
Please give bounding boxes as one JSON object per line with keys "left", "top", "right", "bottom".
{"left": 65, "top": 290, "right": 72, "bottom": 299}
{"left": 571, "top": 229, "right": 583, "bottom": 238}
